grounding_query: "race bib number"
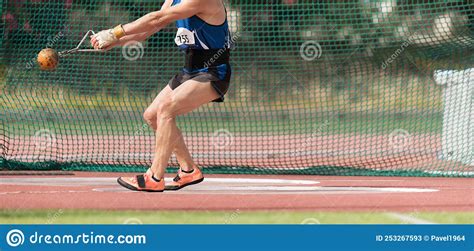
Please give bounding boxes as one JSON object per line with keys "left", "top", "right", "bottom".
{"left": 174, "top": 28, "right": 195, "bottom": 46}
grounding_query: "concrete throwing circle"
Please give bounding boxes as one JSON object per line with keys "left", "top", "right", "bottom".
{"left": 0, "top": 177, "right": 438, "bottom": 195}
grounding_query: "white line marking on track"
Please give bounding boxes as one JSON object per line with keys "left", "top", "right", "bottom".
{"left": 200, "top": 178, "right": 318, "bottom": 185}
{"left": 0, "top": 177, "right": 319, "bottom": 186}
{"left": 387, "top": 213, "right": 436, "bottom": 224}
{"left": 180, "top": 186, "right": 438, "bottom": 192}
{"left": 317, "top": 180, "right": 405, "bottom": 182}
{"left": 91, "top": 186, "right": 438, "bottom": 194}
{"left": 0, "top": 177, "right": 438, "bottom": 195}
{"left": 0, "top": 190, "right": 88, "bottom": 195}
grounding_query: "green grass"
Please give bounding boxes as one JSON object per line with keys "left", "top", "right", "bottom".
{"left": 0, "top": 210, "right": 471, "bottom": 224}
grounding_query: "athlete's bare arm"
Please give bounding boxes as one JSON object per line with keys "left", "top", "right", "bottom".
{"left": 123, "top": 0, "right": 203, "bottom": 35}
{"left": 91, "top": 0, "right": 206, "bottom": 50}
{"left": 91, "top": 0, "right": 173, "bottom": 49}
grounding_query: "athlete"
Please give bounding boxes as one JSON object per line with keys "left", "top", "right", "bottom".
{"left": 90, "top": 0, "right": 231, "bottom": 192}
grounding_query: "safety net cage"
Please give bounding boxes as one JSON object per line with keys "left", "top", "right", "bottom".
{"left": 1, "top": 0, "right": 473, "bottom": 176}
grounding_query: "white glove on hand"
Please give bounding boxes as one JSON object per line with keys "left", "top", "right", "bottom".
{"left": 91, "top": 25, "right": 125, "bottom": 49}
{"left": 92, "top": 29, "right": 117, "bottom": 49}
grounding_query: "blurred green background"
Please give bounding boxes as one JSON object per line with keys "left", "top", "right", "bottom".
{"left": 2, "top": 0, "right": 472, "bottom": 111}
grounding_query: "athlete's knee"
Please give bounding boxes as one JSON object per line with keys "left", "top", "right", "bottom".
{"left": 143, "top": 108, "right": 156, "bottom": 125}
{"left": 156, "top": 98, "right": 178, "bottom": 120}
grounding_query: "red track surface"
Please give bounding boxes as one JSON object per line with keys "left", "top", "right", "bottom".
{"left": 0, "top": 172, "right": 472, "bottom": 211}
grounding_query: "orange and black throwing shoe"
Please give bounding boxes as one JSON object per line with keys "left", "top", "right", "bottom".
{"left": 165, "top": 167, "right": 204, "bottom": 191}
{"left": 117, "top": 169, "right": 164, "bottom": 192}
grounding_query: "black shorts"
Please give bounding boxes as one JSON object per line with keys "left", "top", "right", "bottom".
{"left": 168, "top": 63, "right": 231, "bottom": 102}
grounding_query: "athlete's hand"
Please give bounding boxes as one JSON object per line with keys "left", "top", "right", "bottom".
{"left": 91, "top": 29, "right": 117, "bottom": 50}
{"left": 90, "top": 25, "right": 126, "bottom": 50}
{"left": 90, "top": 32, "right": 117, "bottom": 51}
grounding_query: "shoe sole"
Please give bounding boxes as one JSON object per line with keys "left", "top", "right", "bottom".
{"left": 117, "top": 177, "right": 164, "bottom": 192}
{"left": 164, "top": 177, "right": 204, "bottom": 191}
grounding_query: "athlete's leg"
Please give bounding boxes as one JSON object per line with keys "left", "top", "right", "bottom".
{"left": 172, "top": 130, "right": 197, "bottom": 171}
{"left": 150, "top": 80, "right": 220, "bottom": 179}
{"left": 143, "top": 86, "right": 198, "bottom": 171}
{"left": 143, "top": 86, "right": 172, "bottom": 131}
